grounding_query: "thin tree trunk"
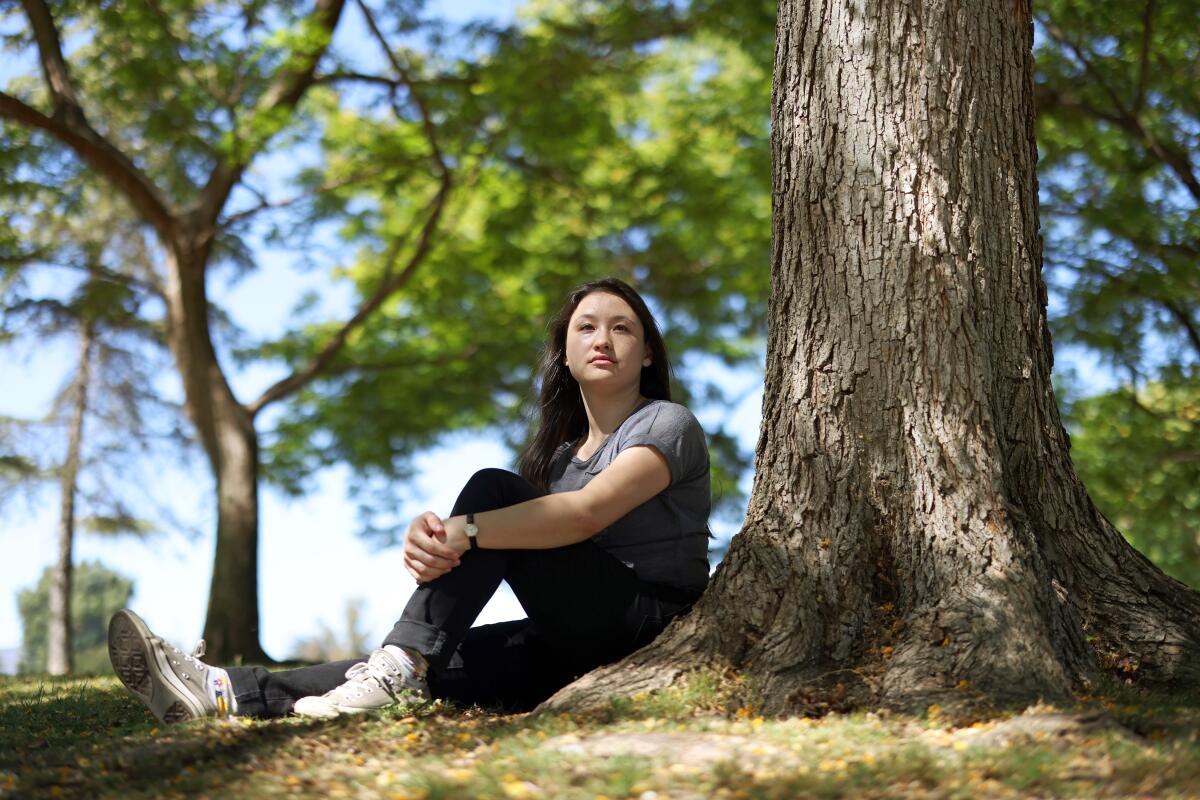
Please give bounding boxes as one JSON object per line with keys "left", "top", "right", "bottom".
{"left": 542, "top": 0, "right": 1200, "bottom": 714}
{"left": 48, "top": 320, "right": 95, "bottom": 675}
{"left": 164, "top": 233, "right": 268, "bottom": 664}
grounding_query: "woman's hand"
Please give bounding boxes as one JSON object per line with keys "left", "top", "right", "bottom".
{"left": 403, "top": 511, "right": 462, "bottom": 583}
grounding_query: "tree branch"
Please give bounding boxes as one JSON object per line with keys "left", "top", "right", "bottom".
{"left": 245, "top": 176, "right": 451, "bottom": 416}
{"left": 1160, "top": 297, "right": 1200, "bottom": 362}
{"left": 313, "top": 70, "right": 474, "bottom": 91}
{"left": 317, "top": 343, "right": 481, "bottom": 378}
{"left": 244, "top": 0, "right": 456, "bottom": 416}
{"left": 7, "top": 1, "right": 176, "bottom": 237}
{"left": 1133, "top": 0, "right": 1155, "bottom": 113}
{"left": 218, "top": 165, "right": 394, "bottom": 230}
{"left": 194, "top": 0, "right": 348, "bottom": 227}
{"left": 1039, "top": 19, "right": 1200, "bottom": 204}
{"left": 354, "top": 0, "right": 449, "bottom": 172}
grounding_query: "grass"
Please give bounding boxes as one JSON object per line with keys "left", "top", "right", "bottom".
{"left": 1, "top": 670, "right": 1198, "bottom": 799}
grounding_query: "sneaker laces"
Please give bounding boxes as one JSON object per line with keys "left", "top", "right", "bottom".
{"left": 330, "top": 649, "right": 417, "bottom": 702}
{"left": 149, "top": 633, "right": 209, "bottom": 674}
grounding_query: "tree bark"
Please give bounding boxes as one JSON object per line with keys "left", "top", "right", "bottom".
{"left": 47, "top": 321, "right": 95, "bottom": 675}
{"left": 542, "top": 0, "right": 1200, "bottom": 714}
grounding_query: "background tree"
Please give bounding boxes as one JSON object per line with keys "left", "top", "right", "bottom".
{"left": 1, "top": 0, "right": 356, "bottom": 663}
{"left": 18, "top": 560, "right": 134, "bottom": 675}
{"left": 545, "top": 0, "right": 1200, "bottom": 713}
{"left": 1034, "top": 0, "right": 1200, "bottom": 586}
{"left": 288, "top": 598, "right": 370, "bottom": 663}
{"left": 2, "top": 172, "right": 190, "bottom": 675}
{"left": 0, "top": 0, "right": 773, "bottom": 662}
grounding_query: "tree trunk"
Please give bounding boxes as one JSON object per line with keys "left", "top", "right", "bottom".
{"left": 47, "top": 321, "right": 95, "bottom": 675}
{"left": 543, "top": 0, "right": 1200, "bottom": 714}
{"left": 164, "top": 227, "right": 269, "bottom": 664}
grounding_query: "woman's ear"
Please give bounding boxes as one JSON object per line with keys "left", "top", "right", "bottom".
{"left": 643, "top": 345, "right": 652, "bottom": 367}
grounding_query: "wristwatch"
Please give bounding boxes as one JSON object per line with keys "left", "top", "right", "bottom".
{"left": 465, "top": 513, "right": 480, "bottom": 550}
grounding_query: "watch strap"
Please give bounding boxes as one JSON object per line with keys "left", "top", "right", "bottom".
{"left": 465, "top": 512, "right": 480, "bottom": 550}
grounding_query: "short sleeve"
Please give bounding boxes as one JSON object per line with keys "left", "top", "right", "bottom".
{"left": 618, "top": 403, "right": 709, "bottom": 486}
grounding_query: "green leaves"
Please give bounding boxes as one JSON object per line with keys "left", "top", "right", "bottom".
{"left": 1036, "top": 0, "right": 1200, "bottom": 581}
{"left": 17, "top": 560, "right": 134, "bottom": 675}
{"left": 1063, "top": 377, "right": 1200, "bottom": 588}
{"left": 253, "top": 1, "right": 773, "bottom": 523}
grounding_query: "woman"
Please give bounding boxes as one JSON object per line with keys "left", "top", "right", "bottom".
{"left": 108, "top": 277, "right": 711, "bottom": 721}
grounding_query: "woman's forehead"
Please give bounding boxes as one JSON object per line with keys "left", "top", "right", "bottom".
{"left": 570, "top": 291, "right": 639, "bottom": 322}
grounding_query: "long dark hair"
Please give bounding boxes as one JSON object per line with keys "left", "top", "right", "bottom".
{"left": 518, "top": 278, "right": 672, "bottom": 489}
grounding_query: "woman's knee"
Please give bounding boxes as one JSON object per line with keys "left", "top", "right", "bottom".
{"left": 454, "top": 468, "right": 542, "bottom": 514}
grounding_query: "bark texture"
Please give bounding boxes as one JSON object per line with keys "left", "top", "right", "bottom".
{"left": 543, "top": 0, "right": 1200, "bottom": 714}
{"left": 47, "top": 322, "right": 94, "bottom": 675}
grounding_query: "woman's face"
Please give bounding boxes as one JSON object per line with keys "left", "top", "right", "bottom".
{"left": 564, "top": 291, "right": 651, "bottom": 394}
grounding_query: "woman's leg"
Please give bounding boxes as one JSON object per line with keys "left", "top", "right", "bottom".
{"left": 384, "top": 469, "right": 696, "bottom": 706}
{"left": 381, "top": 468, "right": 549, "bottom": 671}
{"left": 427, "top": 619, "right": 572, "bottom": 711}
{"left": 225, "top": 660, "right": 362, "bottom": 719}
{"left": 213, "top": 469, "right": 544, "bottom": 719}
{"left": 231, "top": 469, "right": 694, "bottom": 717}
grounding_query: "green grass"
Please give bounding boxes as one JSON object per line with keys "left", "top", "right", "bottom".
{"left": 2, "top": 670, "right": 1199, "bottom": 799}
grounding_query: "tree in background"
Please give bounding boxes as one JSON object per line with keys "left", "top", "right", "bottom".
{"left": 18, "top": 561, "right": 133, "bottom": 675}
{"left": 2, "top": 185, "right": 190, "bottom": 675}
{"left": 546, "top": 0, "right": 1200, "bottom": 713}
{"left": 1034, "top": 0, "right": 1200, "bottom": 586}
{"left": 288, "top": 598, "right": 370, "bottom": 663}
{"left": 0, "top": 0, "right": 772, "bottom": 662}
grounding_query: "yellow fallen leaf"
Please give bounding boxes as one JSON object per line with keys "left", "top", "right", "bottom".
{"left": 444, "top": 768, "right": 473, "bottom": 784}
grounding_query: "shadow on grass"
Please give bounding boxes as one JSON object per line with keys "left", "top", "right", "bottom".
{"left": 0, "top": 674, "right": 382, "bottom": 799}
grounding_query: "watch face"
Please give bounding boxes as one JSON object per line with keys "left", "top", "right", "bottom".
{"left": 465, "top": 524, "right": 478, "bottom": 536}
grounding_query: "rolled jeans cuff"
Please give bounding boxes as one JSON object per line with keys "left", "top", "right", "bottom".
{"left": 383, "top": 620, "right": 448, "bottom": 667}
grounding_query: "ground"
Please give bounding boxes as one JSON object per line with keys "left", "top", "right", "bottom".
{"left": 1, "top": 670, "right": 1198, "bottom": 799}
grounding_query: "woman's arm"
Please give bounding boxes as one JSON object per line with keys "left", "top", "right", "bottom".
{"left": 445, "top": 444, "right": 672, "bottom": 553}
{"left": 402, "top": 445, "right": 672, "bottom": 582}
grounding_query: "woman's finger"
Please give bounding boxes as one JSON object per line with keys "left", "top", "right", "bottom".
{"left": 405, "top": 529, "right": 458, "bottom": 567}
{"left": 407, "top": 514, "right": 460, "bottom": 562}
{"left": 404, "top": 554, "right": 443, "bottom": 583}
{"left": 404, "top": 549, "right": 454, "bottom": 583}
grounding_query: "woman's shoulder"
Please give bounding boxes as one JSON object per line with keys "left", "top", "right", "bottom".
{"left": 625, "top": 399, "right": 705, "bottom": 436}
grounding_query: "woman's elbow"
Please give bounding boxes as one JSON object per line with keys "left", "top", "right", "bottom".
{"left": 572, "top": 497, "right": 605, "bottom": 541}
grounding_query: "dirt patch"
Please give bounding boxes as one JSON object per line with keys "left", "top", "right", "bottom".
{"left": 919, "top": 704, "right": 1139, "bottom": 751}
{"left": 543, "top": 731, "right": 787, "bottom": 764}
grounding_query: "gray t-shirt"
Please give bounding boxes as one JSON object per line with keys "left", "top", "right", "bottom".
{"left": 547, "top": 399, "right": 711, "bottom": 593}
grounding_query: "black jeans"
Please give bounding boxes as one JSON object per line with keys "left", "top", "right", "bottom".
{"left": 226, "top": 469, "right": 699, "bottom": 717}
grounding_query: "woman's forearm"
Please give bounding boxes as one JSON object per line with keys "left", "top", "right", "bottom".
{"left": 443, "top": 491, "right": 597, "bottom": 552}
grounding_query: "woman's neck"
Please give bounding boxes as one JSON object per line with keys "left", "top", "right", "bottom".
{"left": 578, "top": 388, "right": 647, "bottom": 446}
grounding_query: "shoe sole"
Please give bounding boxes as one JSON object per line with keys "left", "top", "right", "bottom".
{"left": 108, "top": 609, "right": 207, "bottom": 724}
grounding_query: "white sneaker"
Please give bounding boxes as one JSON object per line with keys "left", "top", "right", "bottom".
{"left": 293, "top": 645, "right": 430, "bottom": 718}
